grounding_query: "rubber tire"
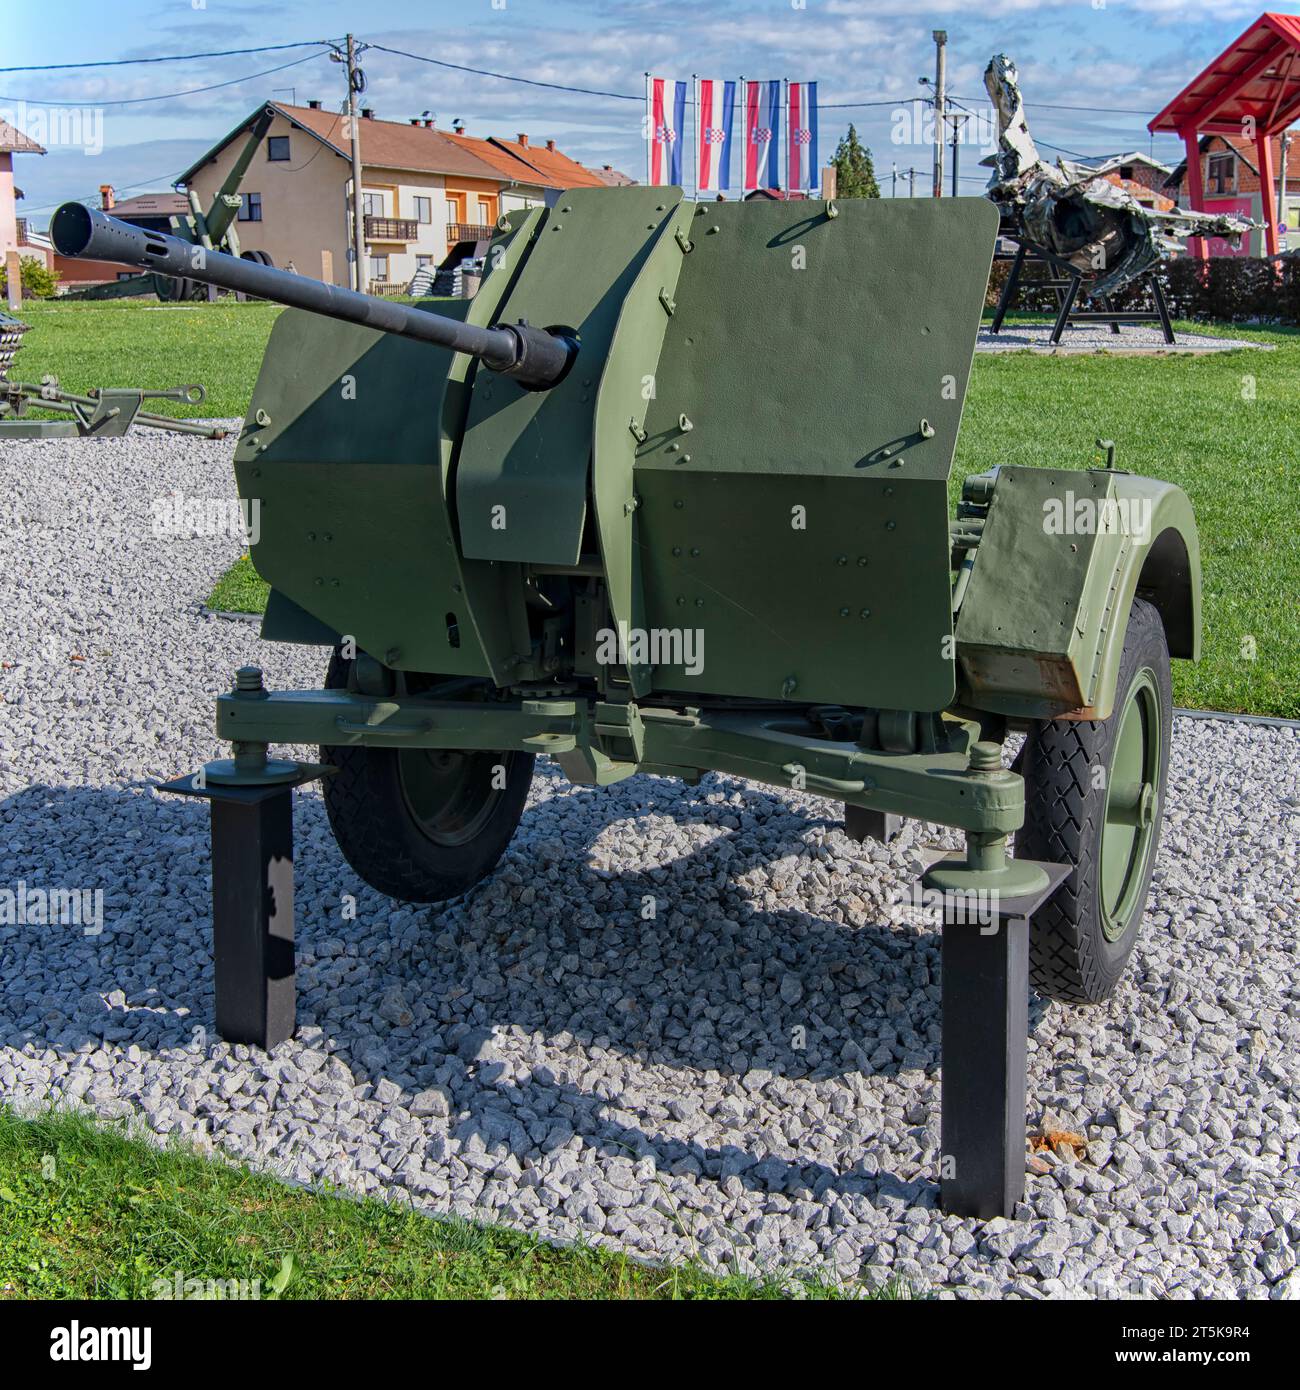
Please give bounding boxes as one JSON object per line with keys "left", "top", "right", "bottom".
{"left": 320, "top": 653, "right": 534, "bottom": 903}
{"left": 1017, "top": 598, "right": 1172, "bottom": 1005}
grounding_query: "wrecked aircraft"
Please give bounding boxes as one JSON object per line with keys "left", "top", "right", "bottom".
{"left": 982, "top": 54, "right": 1253, "bottom": 295}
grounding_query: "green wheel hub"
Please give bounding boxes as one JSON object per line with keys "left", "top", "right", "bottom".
{"left": 1100, "top": 668, "right": 1162, "bottom": 942}
{"left": 397, "top": 749, "right": 506, "bottom": 848}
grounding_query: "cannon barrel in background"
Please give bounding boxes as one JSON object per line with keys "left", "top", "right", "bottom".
{"left": 50, "top": 202, "right": 575, "bottom": 390}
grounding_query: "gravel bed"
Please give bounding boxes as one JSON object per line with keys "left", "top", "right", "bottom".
{"left": 977, "top": 323, "right": 1267, "bottom": 354}
{"left": 1, "top": 429, "right": 1297, "bottom": 1299}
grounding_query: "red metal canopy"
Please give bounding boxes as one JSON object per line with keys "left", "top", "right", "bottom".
{"left": 1149, "top": 12, "right": 1300, "bottom": 256}
{"left": 1150, "top": 11, "right": 1300, "bottom": 136}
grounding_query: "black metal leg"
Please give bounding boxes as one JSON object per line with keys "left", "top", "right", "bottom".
{"left": 940, "top": 912, "right": 1029, "bottom": 1218}
{"left": 1050, "top": 276, "right": 1080, "bottom": 345}
{"left": 844, "top": 805, "right": 903, "bottom": 844}
{"left": 1104, "top": 295, "right": 1122, "bottom": 334}
{"left": 990, "top": 245, "right": 1026, "bottom": 334}
{"left": 209, "top": 791, "right": 297, "bottom": 1048}
{"left": 1152, "top": 273, "right": 1175, "bottom": 344}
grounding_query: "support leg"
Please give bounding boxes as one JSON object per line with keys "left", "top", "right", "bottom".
{"left": 1152, "top": 272, "right": 1175, "bottom": 344}
{"left": 940, "top": 911, "right": 1029, "bottom": 1218}
{"left": 990, "top": 244, "right": 1026, "bottom": 334}
{"left": 209, "top": 790, "right": 296, "bottom": 1048}
{"left": 1050, "top": 275, "right": 1080, "bottom": 345}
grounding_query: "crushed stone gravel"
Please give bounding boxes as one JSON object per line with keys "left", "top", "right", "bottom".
{"left": 976, "top": 323, "right": 1267, "bottom": 354}
{"left": 1, "top": 427, "right": 1297, "bottom": 1298}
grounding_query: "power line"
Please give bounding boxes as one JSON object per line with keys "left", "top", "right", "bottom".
{"left": 368, "top": 42, "right": 641, "bottom": 101}
{"left": 20, "top": 167, "right": 188, "bottom": 216}
{"left": 20, "top": 103, "right": 347, "bottom": 215}
{"left": 0, "top": 41, "right": 338, "bottom": 74}
{"left": 820, "top": 98, "right": 911, "bottom": 109}
{"left": 949, "top": 93, "right": 1157, "bottom": 116}
{"left": 0, "top": 52, "right": 330, "bottom": 108}
{"left": 371, "top": 42, "right": 908, "bottom": 110}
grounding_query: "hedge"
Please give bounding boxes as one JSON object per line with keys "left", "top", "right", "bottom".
{"left": 986, "top": 252, "right": 1300, "bottom": 325}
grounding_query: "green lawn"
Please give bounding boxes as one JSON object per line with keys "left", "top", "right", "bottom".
{"left": 0, "top": 1107, "right": 887, "bottom": 1300}
{"left": 10, "top": 297, "right": 284, "bottom": 421}
{"left": 13, "top": 298, "right": 1297, "bottom": 716}
{"left": 957, "top": 317, "right": 1299, "bottom": 718}
{"left": 208, "top": 552, "right": 269, "bottom": 614}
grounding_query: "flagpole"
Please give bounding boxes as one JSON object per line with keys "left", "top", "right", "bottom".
{"left": 644, "top": 71, "right": 651, "bottom": 185}
{"left": 782, "top": 78, "right": 789, "bottom": 196}
{"left": 692, "top": 74, "right": 699, "bottom": 201}
{"left": 738, "top": 74, "right": 746, "bottom": 196}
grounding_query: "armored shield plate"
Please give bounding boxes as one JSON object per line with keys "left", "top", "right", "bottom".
{"left": 457, "top": 187, "right": 683, "bottom": 565}
{"left": 631, "top": 196, "right": 998, "bottom": 711}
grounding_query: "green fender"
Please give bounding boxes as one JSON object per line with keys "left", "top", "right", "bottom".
{"left": 954, "top": 466, "right": 1200, "bottom": 722}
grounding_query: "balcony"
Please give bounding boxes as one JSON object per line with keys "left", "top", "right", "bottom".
{"left": 447, "top": 221, "right": 495, "bottom": 243}
{"left": 364, "top": 215, "right": 419, "bottom": 242}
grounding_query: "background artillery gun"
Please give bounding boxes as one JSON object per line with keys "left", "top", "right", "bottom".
{"left": 0, "top": 377, "right": 225, "bottom": 440}
{"left": 64, "top": 105, "right": 277, "bottom": 303}
{"left": 1, "top": 303, "right": 223, "bottom": 440}
{"left": 52, "top": 190, "right": 1202, "bottom": 1220}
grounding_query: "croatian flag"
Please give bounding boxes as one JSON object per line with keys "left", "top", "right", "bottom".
{"left": 696, "top": 79, "right": 736, "bottom": 192}
{"left": 743, "top": 79, "right": 781, "bottom": 192}
{"left": 787, "top": 81, "right": 819, "bottom": 193}
{"left": 647, "top": 76, "right": 687, "bottom": 185}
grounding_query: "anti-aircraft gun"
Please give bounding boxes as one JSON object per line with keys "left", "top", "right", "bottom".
{"left": 52, "top": 192, "right": 1201, "bottom": 1221}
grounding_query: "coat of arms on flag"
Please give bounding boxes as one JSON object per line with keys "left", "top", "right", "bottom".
{"left": 743, "top": 80, "right": 781, "bottom": 192}
{"left": 695, "top": 79, "right": 736, "bottom": 192}
{"left": 787, "top": 81, "right": 819, "bottom": 193}
{"left": 646, "top": 75, "right": 687, "bottom": 186}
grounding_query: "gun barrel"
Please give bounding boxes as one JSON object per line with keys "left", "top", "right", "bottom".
{"left": 50, "top": 203, "right": 574, "bottom": 389}
{"left": 204, "top": 105, "right": 275, "bottom": 247}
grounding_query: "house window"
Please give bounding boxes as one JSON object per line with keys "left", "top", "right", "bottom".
{"left": 478, "top": 198, "right": 492, "bottom": 224}
{"left": 446, "top": 197, "right": 461, "bottom": 225}
{"left": 237, "top": 192, "right": 262, "bottom": 221}
{"left": 1119, "top": 164, "right": 1134, "bottom": 181}
{"left": 267, "top": 136, "right": 290, "bottom": 161}
{"left": 416, "top": 254, "right": 433, "bottom": 268}
{"left": 414, "top": 195, "right": 432, "bottom": 223}
{"left": 362, "top": 191, "right": 385, "bottom": 217}
{"left": 1208, "top": 153, "right": 1235, "bottom": 195}
{"left": 368, "top": 254, "right": 389, "bottom": 282}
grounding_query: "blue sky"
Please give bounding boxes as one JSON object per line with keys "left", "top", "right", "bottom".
{"left": 3, "top": 0, "right": 1278, "bottom": 221}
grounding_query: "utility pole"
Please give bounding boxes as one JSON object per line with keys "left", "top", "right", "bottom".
{"left": 345, "top": 35, "right": 367, "bottom": 291}
{"left": 891, "top": 162, "right": 898, "bottom": 197}
{"left": 909, "top": 166, "right": 918, "bottom": 198}
{"left": 932, "top": 30, "right": 947, "bottom": 198}
{"left": 947, "top": 112, "right": 970, "bottom": 198}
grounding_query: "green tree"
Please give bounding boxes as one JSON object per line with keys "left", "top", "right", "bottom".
{"left": 1, "top": 255, "right": 60, "bottom": 300}
{"left": 831, "top": 125, "right": 881, "bottom": 198}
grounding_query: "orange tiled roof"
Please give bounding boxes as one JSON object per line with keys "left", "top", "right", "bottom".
{"left": 587, "top": 165, "right": 636, "bottom": 186}
{"left": 0, "top": 118, "right": 46, "bottom": 155}
{"left": 180, "top": 102, "right": 612, "bottom": 193}
{"left": 111, "top": 192, "right": 191, "bottom": 218}
{"left": 442, "top": 129, "right": 562, "bottom": 187}
{"left": 487, "top": 136, "right": 607, "bottom": 188}
{"left": 277, "top": 104, "right": 505, "bottom": 179}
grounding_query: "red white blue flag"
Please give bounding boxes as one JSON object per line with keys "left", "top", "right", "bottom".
{"left": 743, "top": 80, "right": 781, "bottom": 191}
{"left": 696, "top": 79, "right": 736, "bottom": 192}
{"left": 647, "top": 76, "right": 687, "bottom": 185}
{"left": 787, "top": 81, "right": 819, "bottom": 193}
